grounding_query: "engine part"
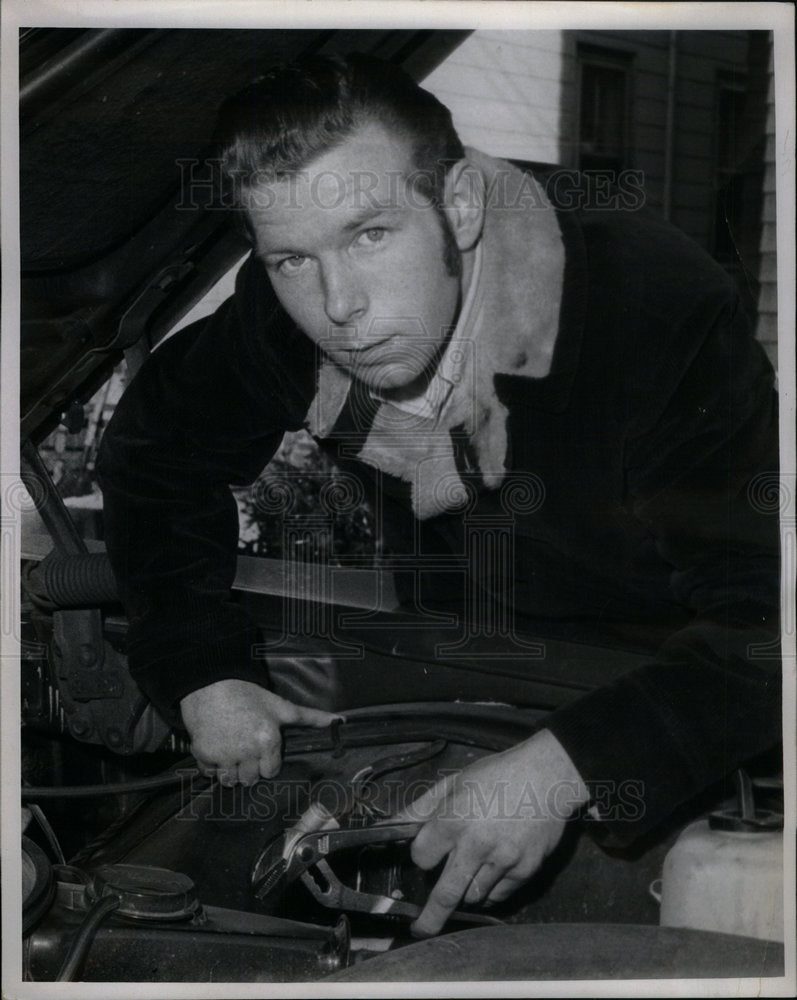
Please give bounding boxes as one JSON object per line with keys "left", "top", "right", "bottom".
{"left": 21, "top": 622, "right": 182, "bottom": 756}
{"left": 658, "top": 772, "right": 784, "bottom": 942}
{"left": 26, "top": 803, "right": 66, "bottom": 864}
{"left": 55, "top": 894, "right": 121, "bottom": 981}
{"left": 49, "top": 611, "right": 171, "bottom": 754}
{"left": 88, "top": 865, "right": 200, "bottom": 921}
{"left": 22, "top": 763, "right": 199, "bottom": 800}
{"left": 20, "top": 439, "right": 171, "bottom": 755}
{"left": 25, "top": 864, "right": 350, "bottom": 982}
{"left": 26, "top": 552, "right": 120, "bottom": 609}
{"left": 22, "top": 836, "right": 56, "bottom": 935}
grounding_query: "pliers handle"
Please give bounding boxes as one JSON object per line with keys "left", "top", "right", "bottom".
{"left": 301, "top": 857, "right": 502, "bottom": 927}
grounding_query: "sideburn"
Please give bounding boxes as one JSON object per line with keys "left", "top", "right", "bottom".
{"left": 435, "top": 203, "right": 463, "bottom": 278}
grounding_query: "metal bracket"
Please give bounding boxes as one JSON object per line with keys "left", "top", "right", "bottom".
{"left": 48, "top": 610, "right": 168, "bottom": 754}
{"left": 21, "top": 439, "right": 169, "bottom": 754}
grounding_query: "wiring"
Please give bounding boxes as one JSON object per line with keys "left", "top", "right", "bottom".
{"left": 21, "top": 711, "right": 525, "bottom": 801}
{"left": 27, "top": 803, "right": 66, "bottom": 865}
{"left": 54, "top": 894, "right": 121, "bottom": 981}
{"left": 21, "top": 758, "right": 205, "bottom": 800}
{"left": 21, "top": 770, "right": 191, "bottom": 799}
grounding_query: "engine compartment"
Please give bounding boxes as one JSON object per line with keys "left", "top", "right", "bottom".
{"left": 17, "top": 466, "right": 785, "bottom": 984}
{"left": 21, "top": 703, "right": 785, "bottom": 983}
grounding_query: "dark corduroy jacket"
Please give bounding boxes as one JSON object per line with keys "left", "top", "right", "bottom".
{"left": 98, "top": 160, "right": 781, "bottom": 844}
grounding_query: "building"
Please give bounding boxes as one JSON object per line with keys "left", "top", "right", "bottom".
{"left": 423, "top": 29, "right": 777, "bottom": 367}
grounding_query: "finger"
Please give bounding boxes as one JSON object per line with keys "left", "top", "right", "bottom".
{"left": 258, "top": 741, "right": 283, "bottom": 779}
{"left": 192, "top": 749, "right": 218, "bottom": 779}
{"left": 485, "top": 873, "right": 525, "bottom": 904}
{"left": 411, "top": 845, "right": 482, "bottom": 938}
{"left": 463, "top": 862, "right": 503, "bottom": 906}
{"left": 237, "top": 758, "right": 261, "bottom": 786}
{"left": 194, "top": 757, "right": 216, "bottom": 779}
{"left": 409, "top": 817, "right": 456, "bottom": 871}
{"left": 216, "top": 765, "right": 238, "bottom": 788}
{"left": 272, "top": 695, "right": 343, "bottom": 729}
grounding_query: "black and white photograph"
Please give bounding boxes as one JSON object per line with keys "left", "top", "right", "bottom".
{"left": 2, "top": 1, "right": 795, "bottom": 995}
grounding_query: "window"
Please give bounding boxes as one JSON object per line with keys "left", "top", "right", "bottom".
{"left": 712, "top": 75, "right": 748, "bottom": 263}
{"left": 577, "top": 46, "right": 632, "bottom": 175}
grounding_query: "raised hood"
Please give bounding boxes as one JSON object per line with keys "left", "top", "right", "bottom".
{"left": 20, "top": 27, "right": 470, "bottom": 441}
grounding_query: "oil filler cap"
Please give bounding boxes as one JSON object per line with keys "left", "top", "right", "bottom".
{"left": 89, "top": 864, "right": 199, "bottom": 921}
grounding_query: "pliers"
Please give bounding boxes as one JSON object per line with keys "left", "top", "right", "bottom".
{"left": 280, "top": 822, "right": 501, "bottom": 927}
{"left": 252, "top": 738, "right": 448, "bottom": 896}
{"left": 251, "top": 737, "right": 501, "bottom": 928}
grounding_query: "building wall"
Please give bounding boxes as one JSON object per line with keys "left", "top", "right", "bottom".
{"left": 557, "top": 29, "right": 774, "bottom": 362}
{"left": 559, "top": 28, "right": 671, "bottom": 214}
{"left": 421, "top": 30, "right": 564, "bottom": 163}
{"left": 559, "top": 30, "right": 752, "bottom": 239}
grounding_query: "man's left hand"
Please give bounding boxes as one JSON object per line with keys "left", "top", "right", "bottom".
{"left": 392, "top": 728, "right": 590, "bottom": 937}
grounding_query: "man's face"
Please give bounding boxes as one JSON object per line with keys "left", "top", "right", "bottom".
{"left": 247, "top": 122, "right": 462, "bottom": 393}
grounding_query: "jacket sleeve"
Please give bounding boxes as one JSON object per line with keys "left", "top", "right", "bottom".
{"left": 97, "top": 255, "right": 310, "bottom": 719}
{"left": 545, "top": 289, "right": 782, "bottom": 843}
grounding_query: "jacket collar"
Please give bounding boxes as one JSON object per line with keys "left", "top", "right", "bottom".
{"left": 306, "top": 151, "right": 582, "bottom": 518}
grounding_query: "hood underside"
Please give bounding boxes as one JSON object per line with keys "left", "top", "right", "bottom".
{"left": 19, "top": 27, "right": 470, "bottom": 440}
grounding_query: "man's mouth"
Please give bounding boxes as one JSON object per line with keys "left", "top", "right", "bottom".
{"left": 341, "top": 337, "right": 395, "bottom": 363}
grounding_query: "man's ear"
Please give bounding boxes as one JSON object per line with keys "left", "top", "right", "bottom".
{"left": 442, "top": 160, "right": 485, "bottom": 252}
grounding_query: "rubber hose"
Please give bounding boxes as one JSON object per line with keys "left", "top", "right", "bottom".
{"left": 37, "top": 553, "right": 119, "bottom": 607}
{"left": 55, "top": 895, "right": 121, "bottom": 981}
{"left": 21, "top": 769, "right": 200, "bottom": 799}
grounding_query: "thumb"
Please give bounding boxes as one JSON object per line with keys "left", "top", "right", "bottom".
{"left": 269, "top": 692, "right": 343, "bottom": 729}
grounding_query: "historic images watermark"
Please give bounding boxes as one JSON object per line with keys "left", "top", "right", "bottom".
{"left": 176, "top": 159, "right": 647, "bottom": 214}
{"left": 175, "top": 769, "right": 646, "bottom": 825}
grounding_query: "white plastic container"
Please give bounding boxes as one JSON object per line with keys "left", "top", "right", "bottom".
{"left": 659, "top": 816, "right": 784, "bottom": 942}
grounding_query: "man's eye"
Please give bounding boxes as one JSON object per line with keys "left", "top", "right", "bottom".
{"left": 277, "top": 255, "right": 307, "bottom": 273}
{"left": 356, "top": 228, "right": 386, "bottom": 246}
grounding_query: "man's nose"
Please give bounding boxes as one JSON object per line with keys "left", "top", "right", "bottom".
{"left": 322, "top": 261, "right": 367, "bottom": 326}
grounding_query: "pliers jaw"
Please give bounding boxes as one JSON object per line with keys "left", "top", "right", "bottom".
{"left": 250, "top": 737, "right": 498, "bottom": 931}
{"left": 251, "top": 738, "right": 448, "bottom": 903}
{"left": 252, "top": 820, "right": 423, "bottom": 901}
{"left": 253, "top": 820, "right": 501, "bottom": 929}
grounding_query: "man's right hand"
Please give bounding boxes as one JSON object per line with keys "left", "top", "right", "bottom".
{"left": 180, "top": 678, "right": 339, "bottom": 786}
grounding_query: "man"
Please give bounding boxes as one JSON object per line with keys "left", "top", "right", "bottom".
{"left": 98, "top": 53, "right": 780, "bottom": 937}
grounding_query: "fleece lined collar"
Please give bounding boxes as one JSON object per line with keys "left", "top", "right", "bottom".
{"left": 306, "top": 150, "right": 567, "bottom": 519}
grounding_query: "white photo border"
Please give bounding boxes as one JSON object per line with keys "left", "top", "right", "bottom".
{"left": 2, "top": 3, "right": 794, "bottom": 998}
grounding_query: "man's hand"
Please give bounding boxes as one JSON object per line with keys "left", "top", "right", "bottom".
{"left": 180, "top": 679, "right": 339, "bottom": 786}
{"left": 393, "top": 728, "right": 590, "bottom": 937}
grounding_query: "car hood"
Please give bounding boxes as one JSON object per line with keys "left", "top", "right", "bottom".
{"left": 19, "top": 27, "right": 470, "bottom": 440}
